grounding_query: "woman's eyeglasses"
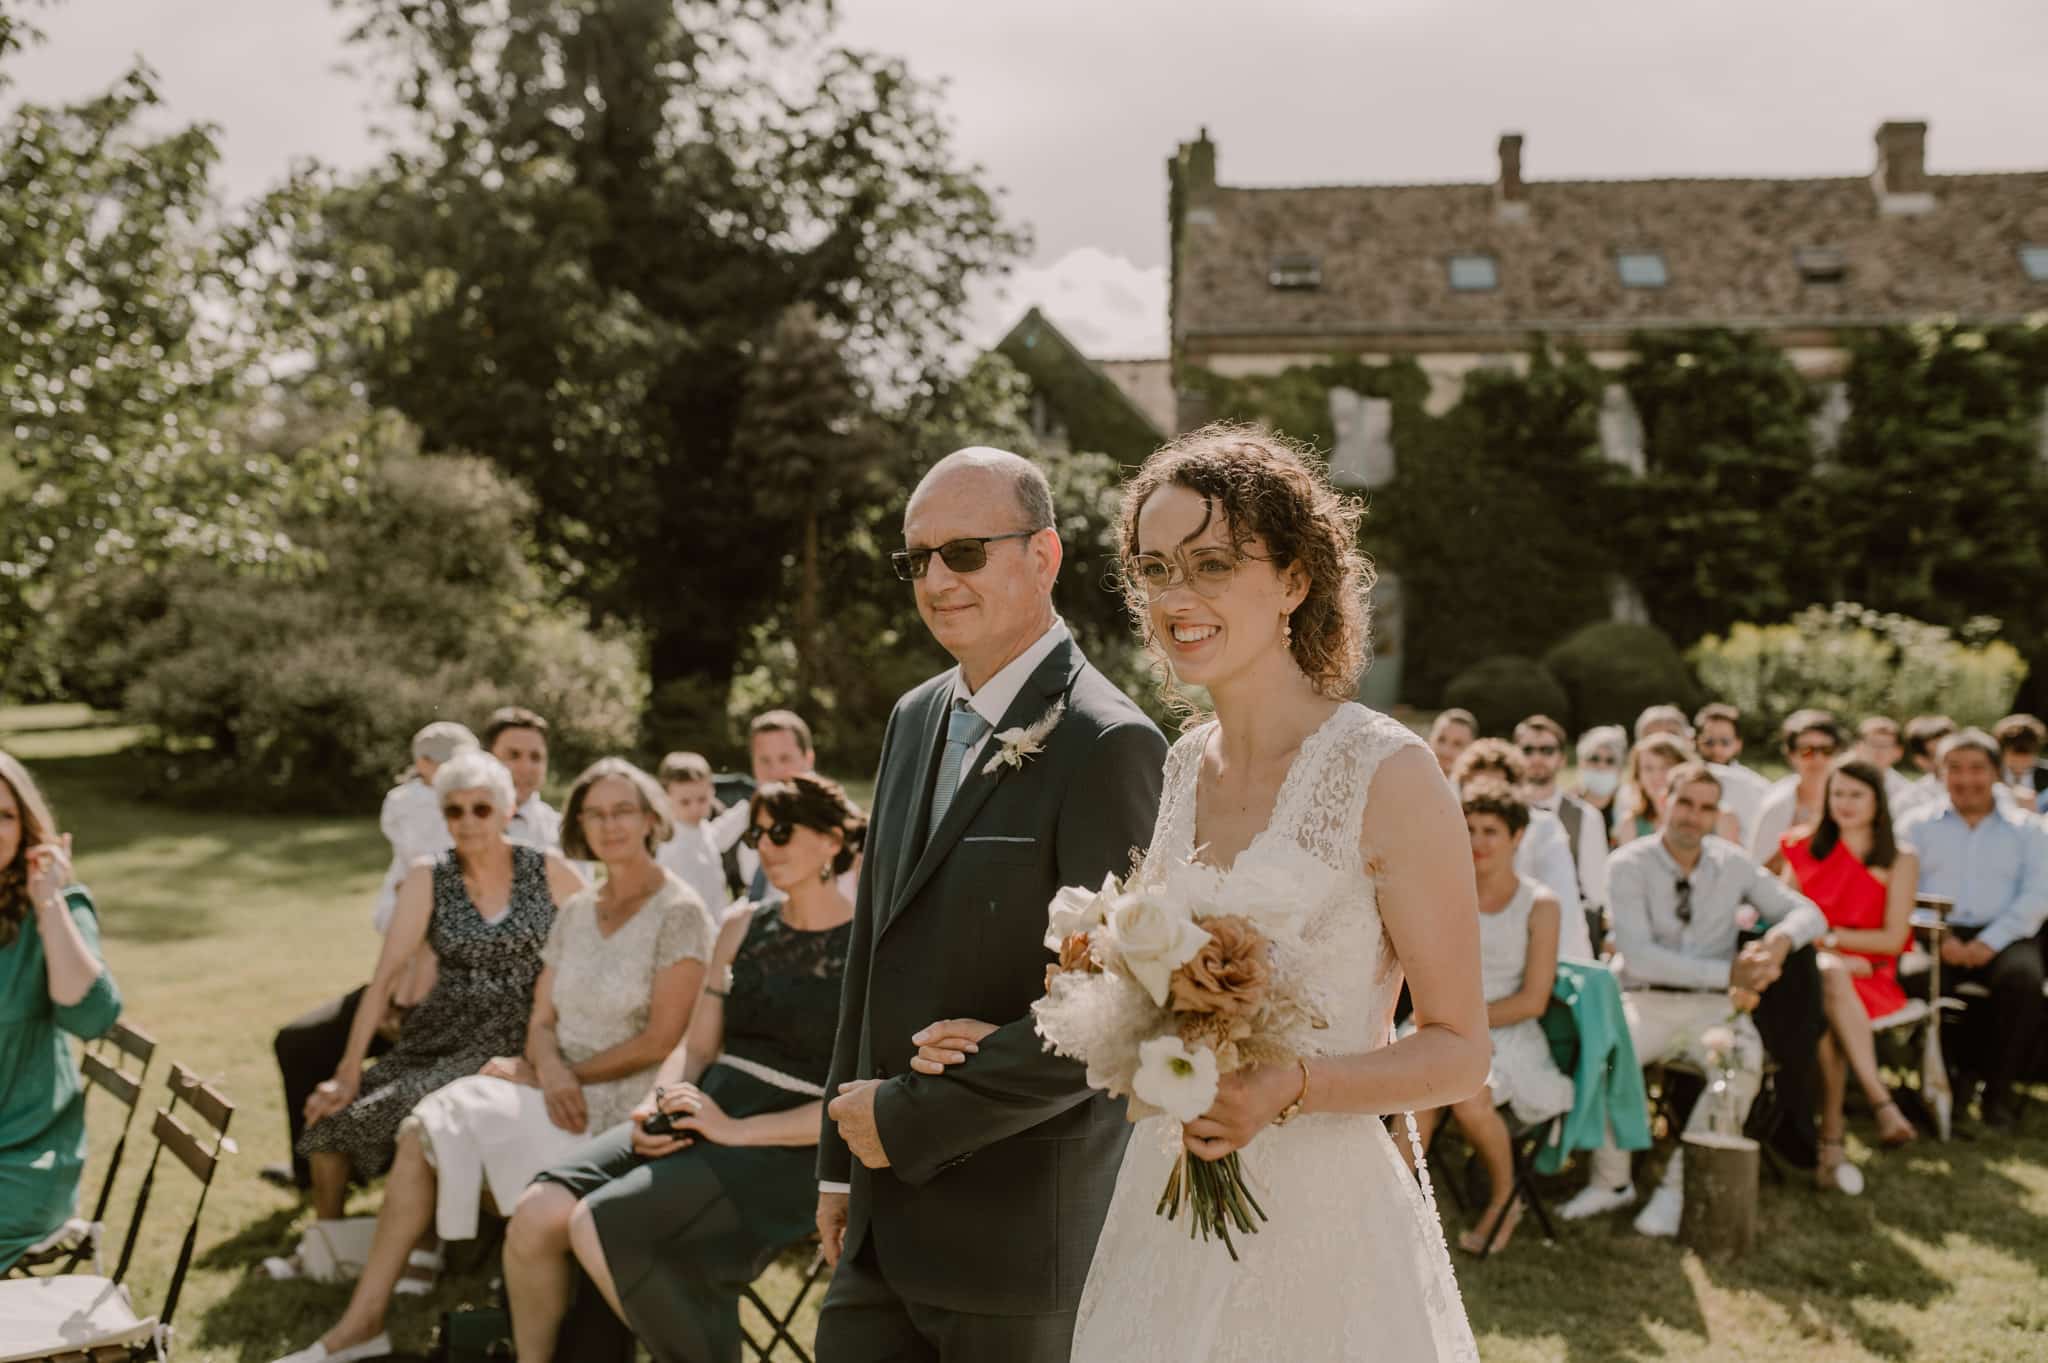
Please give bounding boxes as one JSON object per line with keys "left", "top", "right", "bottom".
{"left": 442, "top": 802, "right": 496, "bottom": 822}
{"left": 1793, "top": 742, "right": 1839, "bottom": 760}
{"left": 891, "top": 531, "right": 1037, "bottom": 582}
{"left": 741, "top": 821, "right": 797, "bottom": 849}
{"left": 1124, "top": 547, "right": 1266, "bottom": 601}
{"left": 580, "top": 804, "right": 645, "bottom": 827}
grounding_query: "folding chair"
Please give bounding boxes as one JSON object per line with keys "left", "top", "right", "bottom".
{"left": 10, "top": 1021, "right": 158, "bottom": 1279}
{"left": 1424, "top": 994, "right": 1579, "bottom": 1259}
{"left": 0, "top": 1064, "right": 236, "bottom": 1363}
{"left": 739, "top": 1239, "right": 829, "bottom": 1362}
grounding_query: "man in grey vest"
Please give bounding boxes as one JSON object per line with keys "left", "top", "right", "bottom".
{"left": 815, "top": 448, "right": 1166, "bottom": 1362}
{"left": 1517, "top": 714, "right": 1609, "bottom": 953}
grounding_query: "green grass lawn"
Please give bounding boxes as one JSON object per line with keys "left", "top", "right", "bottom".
{"left": 8, "top": 708, "right": 2048, "bottom": 1362}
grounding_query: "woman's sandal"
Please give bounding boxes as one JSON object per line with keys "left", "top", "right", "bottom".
{"left": 1816, "top": 1137, "right": 1865, "bottom": 1196}
{"left": 392, "top": 1247, "right": 443, "bottom": 1297}
{"left": 1457, "top": 1197, "right": 1526, "bottom": 1255}
{"left": 1875, "top": 1099, "right": 1918, "bottom": 1148}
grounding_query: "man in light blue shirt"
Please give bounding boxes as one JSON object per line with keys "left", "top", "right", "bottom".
{"left": 1896, "top": 728, "right": 2048, "bottom": 1126}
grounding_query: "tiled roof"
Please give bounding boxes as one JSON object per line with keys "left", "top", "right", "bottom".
{"left": 1175, "top": 167, "right": 2048, "bottom": 344}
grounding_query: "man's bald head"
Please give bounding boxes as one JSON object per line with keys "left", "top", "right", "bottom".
{"left": 909, "top": 446, "right": 1055, "bottom": 534}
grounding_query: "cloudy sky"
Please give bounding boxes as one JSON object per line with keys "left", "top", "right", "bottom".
{"left": 13, "top": 0, "right": 2048, "bottom": 358}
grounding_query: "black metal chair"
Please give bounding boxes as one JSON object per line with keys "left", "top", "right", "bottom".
{"left": 0, "top": 1063, "right": 236, "bottom": 1362}
{"left": 739, "top": 1240, "right": 830, "bottom": 1362}
{"left": 9, "top": 1019, "right": 158, "bottom": 1279}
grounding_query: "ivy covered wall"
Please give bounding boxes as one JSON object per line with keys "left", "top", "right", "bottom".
{"left": 1188, "top": 321, "right": 2048, "bottom": 709}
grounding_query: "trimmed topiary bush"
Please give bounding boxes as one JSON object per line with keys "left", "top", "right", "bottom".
{"left": 1544, "top": 622, "right": 1702, "bottom": 734}
{"left": 1442, "top": 656, "right": 1571, "bottom": 737}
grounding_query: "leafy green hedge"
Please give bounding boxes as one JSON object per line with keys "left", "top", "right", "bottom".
{"left": 1442, "top": 656, "right": 1571, "bottom": 737}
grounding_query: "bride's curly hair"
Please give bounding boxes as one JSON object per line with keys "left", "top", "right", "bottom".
{"left": 1116, "top": 423, "right": 1374, "bottom": 716}
{"left": 0, "top": 750, "right": 57, "bottom": 950}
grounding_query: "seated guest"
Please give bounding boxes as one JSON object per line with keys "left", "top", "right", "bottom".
{"left": 1632, "top": 703, "right": 1691, "bottom": 744}
{"left": 1451, "top": 740, "right": 1592, "bottom": 960}
{"left": 1780, "top": 758, "right": 1919, "bottom": 1189}
{"left": 1516, "top": 715, "right": 1610, "bottom": 919}
{"left": 0, "top": 751, "right": 122, "bottom": 1273}
{"left": 485, "top": 706, "right": 564, "bottom": 850}
{"left": 655, "top": 752, "right": 730, "bottom": 915}
{"left": 271, "top": 752, "right": 585, "bottom": 1280}
{"left": 505, "top": 774, "right": 860, "bottom": 1363}
{"left": 1427, "top": 708, "right": 1478, "bottom": 778}
{"left": 272, "top": 759, "right": 714, "bottom": 1363}
{"left": 1616, "top": 734, "right": 1739, "bottom": 847}
{"left": 1408, "top": 782, "right": 1573, "bottom": 1254}
{"left": 1749, "top": 710, "right": 1844, "bottom": 868}
{"left": 1691, "top": 703, "right": 1771, "bottom": 848}
{"left": 1851, "top": 716, "right": 1915, "bottom": 810}
{"left": 1571, "top": 725, "right": 1627, "bottom": 827}
{"left": 1993, "top": 713, "right": 2048, "bottom": 814}
{"left": 706, "top": 710, "right": 821, "bottom": 901}
{"left": 1896, "top": 730, "right": 2048, "bottom": 1128}
{"left": 263, "top": 721, "right": 480, "bottom": 1192}
{"left": 1896, "top": 714, "right": 1956, "bottom": 818}
{"left": 1562, "top": 762, "right": 1828, "bottom": 1236}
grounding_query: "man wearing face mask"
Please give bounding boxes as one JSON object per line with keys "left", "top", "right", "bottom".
{"left": 1517, "top": 716, "right": 1609, "bottom": 943}
{"left": 1571, "top": 726, "right": 1628, "bottom": 837}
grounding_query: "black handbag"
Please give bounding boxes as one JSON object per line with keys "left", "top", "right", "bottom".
{"left": 429, "top": 1305, "right": 514, "bottom": 1362}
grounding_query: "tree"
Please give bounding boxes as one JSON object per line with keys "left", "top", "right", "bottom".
{"left": 0, "top": 18, "right": 331, "bottom": 700}
{"left": 265, "top": 0, "right": 1025, "bottom": 714}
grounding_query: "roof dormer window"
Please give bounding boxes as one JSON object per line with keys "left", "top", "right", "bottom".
{"left": 1448, "top": 254, "right": 1499, "bottom": 292}
{"left": 1616, "top": 251, "right": 1668, "bottom": 289}
{"left": 1268, "top": 253, "right": 1322, "bottom": 290}
{"left": 1795, "top": 246, "right": 1848, "bottom": 284}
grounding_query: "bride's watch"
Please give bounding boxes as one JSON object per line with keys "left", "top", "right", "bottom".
{"left": 1272, "top": 1057, "right": 1312, "bottom": 1126}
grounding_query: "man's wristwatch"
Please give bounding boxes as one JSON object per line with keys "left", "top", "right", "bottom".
{"left": 1272, "top": 1057, "right": 1312, "bottom": 1126}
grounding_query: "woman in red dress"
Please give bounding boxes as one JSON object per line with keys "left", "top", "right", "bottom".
{"left": 1781, "top": 756, "right": 1919, "bottom": 1186}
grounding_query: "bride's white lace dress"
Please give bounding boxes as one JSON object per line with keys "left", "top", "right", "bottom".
{"left": 1070, "top": 702, "right": 1479, "bottom": 1363}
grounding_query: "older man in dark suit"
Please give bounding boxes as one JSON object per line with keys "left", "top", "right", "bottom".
{"left": 815, "top": 447, "right": 1166, "bottom": 1363}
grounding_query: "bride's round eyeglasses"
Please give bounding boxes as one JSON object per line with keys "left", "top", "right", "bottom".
{"left": 1123, "top": 547, "right": 1268, "bottom": 601}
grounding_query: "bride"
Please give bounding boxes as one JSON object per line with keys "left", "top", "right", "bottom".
{"left": 914, "top": 425, "right": 1488, "bottom": 1360}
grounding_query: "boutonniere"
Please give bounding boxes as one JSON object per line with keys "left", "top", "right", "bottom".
{"left": 982, "top": 700, "right": 1066, "bottom": 776}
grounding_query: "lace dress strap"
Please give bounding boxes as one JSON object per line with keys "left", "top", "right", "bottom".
{"left": 1142, "top": 721, "right": 1214, "bottom": 874}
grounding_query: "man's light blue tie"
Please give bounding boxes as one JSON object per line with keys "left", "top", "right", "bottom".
{"left": 928, "top": 702, "right": 992, "bottom": 837}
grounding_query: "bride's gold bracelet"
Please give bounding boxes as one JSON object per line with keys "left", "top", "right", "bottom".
{"left": 1272, "top": 1056, "right": 1312, "bottom": 1126}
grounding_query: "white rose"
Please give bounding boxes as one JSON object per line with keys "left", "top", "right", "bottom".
{"left": 1104, "top": 888, "right": 1210, "bottom": 1006}
{"left": 1131, "top": 1034, "right": 1220, "bottom": 1124}
{"left": 1044, "top": 873, "right": 1118, "bottom": 951}
{"left": 1219, "top": 851, "right": 1319, "bottom": 939}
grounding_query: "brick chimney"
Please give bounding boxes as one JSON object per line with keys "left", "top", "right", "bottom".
{"left": 1177, "top": 128, "right": 1217, "bottom": 202}
{"left": 1874, "top": 120, "right": 1934, "bottom": 214}
{"left": 1875, "top": 121, "right": 1927, "bottom": 194}
{"left": 1496, "top": 132, "right": 1528, "bottom": 222}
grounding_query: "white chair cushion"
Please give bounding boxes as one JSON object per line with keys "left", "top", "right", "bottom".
{"left": 1869, "top": 999, "right": 1930, "bottom": 1031}
{"left": 0, "top": 1276, "right": 157, "bottom": 1363}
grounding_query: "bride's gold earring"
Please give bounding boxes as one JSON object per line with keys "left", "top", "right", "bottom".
{"left": 1281, "top": 611, "right": 1293, "bottom": 649}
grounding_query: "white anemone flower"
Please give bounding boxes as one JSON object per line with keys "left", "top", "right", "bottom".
{"left": 1131, "top": 1035, "right": 1220, "bottom": 1124}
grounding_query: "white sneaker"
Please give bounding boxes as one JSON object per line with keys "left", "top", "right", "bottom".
{"left": 272, "top": 1334, "right": 392, "bottom": 1363}
{"left": 1559, "top": 1181, "right": 1637, "bottom": 1221}
{"left": 1632, "top": 1183, "right": 1684, "bottom": 1237}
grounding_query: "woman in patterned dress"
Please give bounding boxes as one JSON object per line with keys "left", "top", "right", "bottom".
{"left": 283, "top": 751, "right": 583, "bottom": 1269}
{"left": 272, "top": 759, "right": 716, "bottom": 1363}
{"left": 504, "top": 773, "right": 861, "bottom": 1363}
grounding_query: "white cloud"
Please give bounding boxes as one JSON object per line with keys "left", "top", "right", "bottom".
{"left": 968, "top": 247, "right": 1169, "bottom": 359}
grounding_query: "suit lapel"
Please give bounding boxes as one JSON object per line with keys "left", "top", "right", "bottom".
{"left": 882, "top": 639, "right": 1085, "bottom": 935}
{"left": 884, "top": 684, "right": 952, "bottom": 918}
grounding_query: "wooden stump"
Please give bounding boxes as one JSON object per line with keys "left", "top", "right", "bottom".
{"left": 1679, "top": 1131, "right": 1758, "bottom": 1259}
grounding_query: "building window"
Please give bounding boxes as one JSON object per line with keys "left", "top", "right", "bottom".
{"left": 2022, "top": 246, "right": 2048, "bottom": 283}
{"left": 1448, "top": 254, "right": 1498, "bottom": 291}
{"left": 1616, "top": 251, "right": 1668, "bottom": 288}
{"left": 1795, "top": 246, "right": 1848, "bottom": 284}
{"left": 1268, "top": 253, "right": 1322, "bottom": 290}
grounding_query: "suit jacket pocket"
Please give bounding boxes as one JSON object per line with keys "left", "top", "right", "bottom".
{"left": 960, "top": 834, "right": 1039, "bottom": 866}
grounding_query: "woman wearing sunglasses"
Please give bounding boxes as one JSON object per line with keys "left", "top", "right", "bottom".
{"left": 506, "top": 772, "right": 861, "bottom": 1363}
{"left": 279, "top": 751, "right": 586, "bottom": 1295}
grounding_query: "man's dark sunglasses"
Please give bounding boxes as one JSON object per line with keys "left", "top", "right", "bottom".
{"left": 891, "top": 531, "right": 1037, "bottom": 582}
{"left": 741, "top": 821, "right": 796, "bottom": 849}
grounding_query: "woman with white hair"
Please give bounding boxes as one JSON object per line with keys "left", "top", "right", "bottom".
{"left": 1570, "top": 725, "right": 1628, "bottom": 828}
{"left": 287, "top": 751, "right": 584, "bottom": 1273}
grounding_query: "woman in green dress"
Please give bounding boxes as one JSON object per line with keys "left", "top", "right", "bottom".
{"left": 0, "top": 749, "right": 122, "bottom": 1272}
{"left": 504, "top": 773, "right": 860, "bottom": 1363}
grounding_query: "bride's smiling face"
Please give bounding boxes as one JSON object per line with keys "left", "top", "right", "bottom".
{"left": 1131, "top": 482, "right": 1306, "bottom": 690}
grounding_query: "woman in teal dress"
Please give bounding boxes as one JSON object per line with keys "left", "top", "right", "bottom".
{"left": 0, "top": 750, "right": 122, "bottom": 1272}
{"left": 505, "top": 773, "right": 861, "bottom": 1363}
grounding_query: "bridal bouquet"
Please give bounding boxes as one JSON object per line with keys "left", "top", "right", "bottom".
{"left": 1030, "top": 853, "right": 1333, "bottom": 1258}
